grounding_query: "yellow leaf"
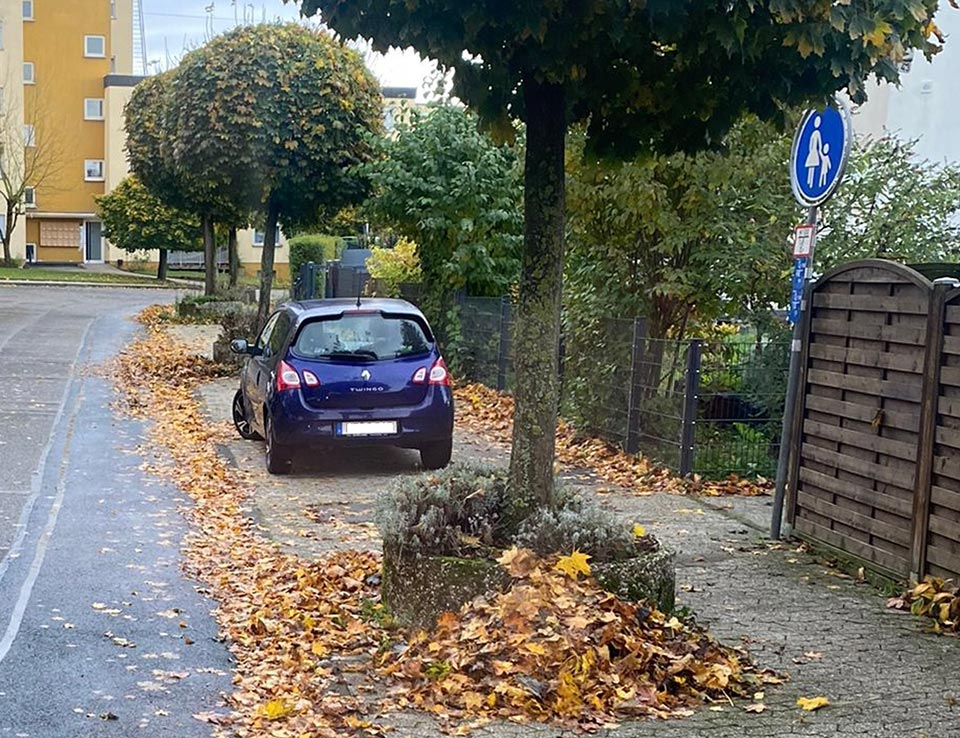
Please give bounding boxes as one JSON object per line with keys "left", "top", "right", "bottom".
{"left": 797, "top": 696, "right": 830, "bottom": 711}
{"left": 524, "top": 642, "right": 546, "bottom": 656}
{"left": 555, "top": 550, "right": 591, "bottom": 579}
{"left": 463, "top": 691, "right": 484, "bottom": 710}
{"left": 310, "top": 640, "right": 327, "bottom": 656}
{"left": 632, "top": 523, "right": 647, "bottom": 537}
{"left": 863, "top": 20, "right": 892, "bottom": 47}
{"left": 260, "top": 699, "right": 292, "bottom": 720}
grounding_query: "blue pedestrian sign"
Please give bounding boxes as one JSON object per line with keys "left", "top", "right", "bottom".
{"left": 788, "top": 257, "right": 807, "bottom": 325}
{"left": 790, "top": 102, "right": 852, "bottom": 207}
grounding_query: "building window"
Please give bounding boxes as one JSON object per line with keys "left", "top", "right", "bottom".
{"left": 110, "top": 0, "right": 117, "bottom": 20}
{"left": 252, "top": 225, "right": 282, "bottom": 247}
{"left": 84, "top": 35, "right": 106, "bottom": 58}
{"left": 23, "top": 124, "right": 35, "bottom": 147}
{"left": 23, "top": 62, "right": 34, "bottom": 84}
{"left": 22, "top": 0, "right": 33, "bottom": 21}
{"left": 23, "top": 187, "right": 36, "bottom": 208}
{"left": 84, "top": 160, "right": 104, "bottom": 181}
{"left": 84, "top": 98, "right": 104, "bottom": 120}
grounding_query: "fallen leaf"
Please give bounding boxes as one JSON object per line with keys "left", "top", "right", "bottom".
{"left": 797, "top": 696, "right": 830, "bottom": 711}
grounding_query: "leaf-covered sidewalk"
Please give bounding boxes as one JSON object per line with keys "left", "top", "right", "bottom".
{"left": 133, "top": 315, "right": 958, "bottom": 737}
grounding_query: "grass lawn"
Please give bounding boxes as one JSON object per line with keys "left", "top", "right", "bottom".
{"left": 0, "top": 267, "right": 171, "bottom": 285}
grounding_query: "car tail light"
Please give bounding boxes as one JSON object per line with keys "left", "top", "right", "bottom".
{"left": 276, "top": 360, "right": 301, "bottom": 391}
{"left": 428, "top": 358, "right": 450, "bottom": 386}
{"left": 411, "top": 367, "right": 428, "bottom": 384}
{"left": 302, "top": 370, "right": 321, "bottom": 387}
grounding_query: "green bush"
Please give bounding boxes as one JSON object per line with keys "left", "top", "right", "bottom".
{"left": 289, "top": 234, "right": 342, "bottom": 276}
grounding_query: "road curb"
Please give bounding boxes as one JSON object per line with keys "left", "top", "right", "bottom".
{"left": 0, "top": 279, "right": 183, "bottom": 289}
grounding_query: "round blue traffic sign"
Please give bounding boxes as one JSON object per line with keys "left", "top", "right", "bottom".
{"left": 790, "top": 102, "right": 852, "bottom": 207}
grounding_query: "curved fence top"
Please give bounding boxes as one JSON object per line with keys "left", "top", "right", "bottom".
{"left": 814, "top": 259, "right": 934, "bottom": 293}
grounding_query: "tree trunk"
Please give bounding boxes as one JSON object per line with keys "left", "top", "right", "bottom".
{"left": 228, "top": 226, "right": 239, "bottom": 287}
{"left": 507, "top": 80, "right": 566, "bottom": 515}
{"left": 256, "top": 202, "right": 280, "bottom": 329}
{"left": 202, "top": 214, "right": 216, "bottom": 296}
{"left": 2, "top": 203, "right": 15, "bottom": 267}
{"left": 157, "top": 248, "right": 168, "bottom": 281}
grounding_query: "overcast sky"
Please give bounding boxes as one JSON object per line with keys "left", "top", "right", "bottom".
{"left": 141, "top": 0, "right": 437, "bottom": 96}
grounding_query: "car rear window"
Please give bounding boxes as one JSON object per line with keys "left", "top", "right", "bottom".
{"left": 292, "top": 312, "right": 432, "bottom": 361}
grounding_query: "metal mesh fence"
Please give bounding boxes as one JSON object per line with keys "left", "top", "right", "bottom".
{"left": 452, "top": 297, "right": 789, "bottom": 480}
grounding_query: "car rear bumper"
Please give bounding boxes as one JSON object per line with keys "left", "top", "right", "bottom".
{"left": 268, "top": 385, "right": 454, "bottom": 448}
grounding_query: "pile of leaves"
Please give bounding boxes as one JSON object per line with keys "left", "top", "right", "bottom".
{"left": 382, "top": 547, "right": 779, "bottom": 727}
{"left": 887, "top": 576, "right": 960, "bottom": 634}
{"left": 454, "top": 383, "right": 769, "bottom": 497}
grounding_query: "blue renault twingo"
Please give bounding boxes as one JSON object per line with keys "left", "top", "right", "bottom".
{"left": 230, "top": 298, "right": 454, "bottom": 474}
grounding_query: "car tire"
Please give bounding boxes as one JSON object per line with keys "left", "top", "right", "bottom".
{"left": 265, "top": 414, "right": 293, "bottom": 475}
{"left": 420, "top": 439, "right": 453, "bottom": 470}
{"left": 232, "top": 389, "right": 262, "bottom": 440}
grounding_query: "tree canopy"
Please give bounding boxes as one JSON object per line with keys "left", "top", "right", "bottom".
{"left": 361, "top": 105, "right": 522, "bottom": 321}
{"left": 96, "top": 176, "right": 202, "bottom": 279}
{"left": 167, "top": 23, "right": 384, "bottom": 325}
{"left": 300, "top": 0, "right": 949, "bottom": 510}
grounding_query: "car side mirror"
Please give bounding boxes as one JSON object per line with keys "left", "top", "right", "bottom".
{"left": 231, "top": 339, "right": 260, "bottom": 356}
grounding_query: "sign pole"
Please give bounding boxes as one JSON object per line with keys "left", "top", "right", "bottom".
{"left": 771, "top": 205, "right": 817, "bottom": 539}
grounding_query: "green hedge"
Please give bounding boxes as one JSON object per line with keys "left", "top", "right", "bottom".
{"left": 288, "top": 234, "right": 342, "bottom": 276}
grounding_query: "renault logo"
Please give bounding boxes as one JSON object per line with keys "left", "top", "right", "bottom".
{"left": 360, "top": 369, "right": 371, "bottom": 381}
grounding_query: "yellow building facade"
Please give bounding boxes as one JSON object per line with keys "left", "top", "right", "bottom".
{"left": 0, "top": 0, "right": 135, "bottom": 264}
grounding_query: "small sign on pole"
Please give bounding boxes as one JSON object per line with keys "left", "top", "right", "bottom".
{"left": 787, "top": 257, "right": 807, "bottom": 325}
{"left": 793, "top": 224, "right": 815, "bottom": 258}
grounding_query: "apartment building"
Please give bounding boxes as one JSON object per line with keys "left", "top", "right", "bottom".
{"left": 0, "top": 0, "right": 139, "bottom": 264}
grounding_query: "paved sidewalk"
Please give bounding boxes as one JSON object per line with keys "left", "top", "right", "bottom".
{"left": 195, "top": 373, "right": 959, "bottom": 738}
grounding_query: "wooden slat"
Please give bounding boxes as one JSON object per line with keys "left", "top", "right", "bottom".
{"left": 794, "top": 517, "right": 909, "bottom": 575}
{"left": 801, "top": 443, "right": 915, "bottom": 489}
{"left": 811, "top": 318, "right": 925, "bottom": 346}
{"left": 944, "top": 304, "right": 960, "bottom": 324}
{"left": 938, "top": 396, "right": 960, "bottom": 420}
{"left": 798, "top": 467, "right": 912, "bottom": 518}
{"left": 927, "top": 549, "right": 960, "bottom": 579}
{"left": 807, "top": 343, "right": 924, "bottom": 374}
{"left": 812, "top": 293, "right": 927, "bottom": 314}
{"left": 798, "top": 491, "right": 911, "bottom": 546}
{"left": 935, "top": 425, "right": 960, "bottom": 451}
{"left": 806, "top": 369, "right": 921, "bottom": 403}
{"left": 933, "top": 454, "right": 960, "bottom": 484}
{"left": 804, "top": 395, "right": 918, "bottom": 433}
{"left": 940, "top": 365, "right": 960, "bottom": 389}
{"left": 803, "top": 419, "right": 918, "bottom": 462}
{"left": 928, "top": 515, "right": 960, "bottom": 544}
{"left": 931, "top": 485, "right": 960, "bottom": 513}
{"left": 943, "top": 335, "right": 960, "bottom": 356}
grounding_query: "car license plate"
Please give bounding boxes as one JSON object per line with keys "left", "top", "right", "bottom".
{"left": 338, "top": 421, "right": 398, "bottom": 436}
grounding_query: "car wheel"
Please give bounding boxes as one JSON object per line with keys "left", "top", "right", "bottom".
{"left": 265, "top": 414, "right": 293, "bottom": 475}
{"left": 232, "top": 389, "right": 262, "bottom": 440}
{"left": 420, "top": 439, "right": 452, "bottom": 470}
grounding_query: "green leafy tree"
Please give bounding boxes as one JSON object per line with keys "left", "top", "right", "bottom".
{"left": 96, "top": 176, "right": 202, "bottom": 279}
{"left": 124, "top": 72, "right": 242, "bottom": 294}
{"left": 361, "top": 105, "right": 522, "bottom": 322}
{"left": 818, "top": 136, "right": 960, "bottom": 270}
{"left": 167, "top": 23, "right": 383, "bottom": 326}
{"left": 302, "top": 0, "right": 947, "bottom": 510}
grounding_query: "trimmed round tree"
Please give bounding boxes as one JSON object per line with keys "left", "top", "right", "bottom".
{"left": 125, "top": 72, "right": 244, "bottom": 295}
{"left": 167, "top": 23, "right": 383, "bottom": 326}
{"left": 95, "top": 175, "right": 201, "bottom": 279}
{"left": 299, "top": 0, "right": 947, "bottom": 512}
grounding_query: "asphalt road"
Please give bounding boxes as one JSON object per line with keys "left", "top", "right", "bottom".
{"left": 0, "top": 286, "right": 234, "bottom": 737}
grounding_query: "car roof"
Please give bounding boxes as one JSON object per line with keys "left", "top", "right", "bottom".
{"left": 286, "top": 298, "right": 428, "bottom": 321}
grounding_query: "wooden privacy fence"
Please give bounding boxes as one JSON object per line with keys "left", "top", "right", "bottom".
{"left": 786, "top": 259, "right": 960, "bottom": 581}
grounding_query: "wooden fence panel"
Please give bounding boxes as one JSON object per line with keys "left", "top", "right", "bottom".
{"left": 788, "top": 262, "right": 932, "bottom": 578}
{"left": 927, "top": 287, "right": 960, "bottom": 579}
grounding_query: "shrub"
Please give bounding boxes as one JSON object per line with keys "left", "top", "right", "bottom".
{"left": 217, "top": 306, "right": 260, "bottom": 344}
{"left": 376, "top": 463, "right": 656, "bottom": 563}
{"left": 365, "top": 238, "right": 422, "bottom": 297}
{"left": 289, "top": 234, "right": 341, "bottom": 276}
